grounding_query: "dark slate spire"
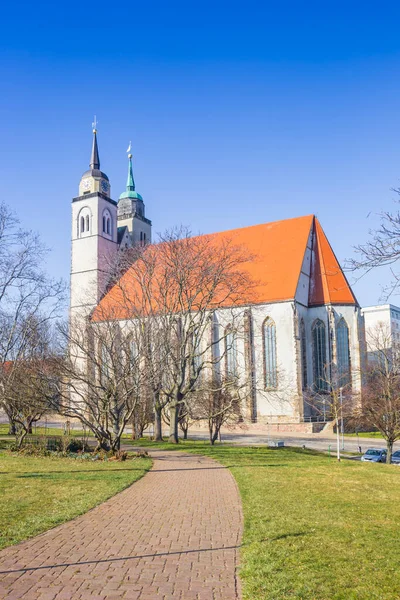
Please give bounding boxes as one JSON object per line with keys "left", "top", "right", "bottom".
{"left": 90, "top": 128, "right": 100, "bottom": 170}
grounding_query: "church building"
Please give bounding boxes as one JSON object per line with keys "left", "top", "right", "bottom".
{"left": 70, "top": 128, "right": 363, "bottom": 432}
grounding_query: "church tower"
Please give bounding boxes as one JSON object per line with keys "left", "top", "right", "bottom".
{"left": 70, "top": 123, "right": 118, "bottom": 318}
{"left": 117, "top": 148, "right": 152, "bottom": 246}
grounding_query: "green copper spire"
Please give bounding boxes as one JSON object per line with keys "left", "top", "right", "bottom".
{"left": 119, "top": 149, "right": 143, "bottom": 201}
{"left": 126, "top": 154, "right": 136, "bottom": 192}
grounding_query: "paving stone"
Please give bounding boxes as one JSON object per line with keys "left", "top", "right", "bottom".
{"left": 0, "top": 450, "right": 242, "bottom": 598}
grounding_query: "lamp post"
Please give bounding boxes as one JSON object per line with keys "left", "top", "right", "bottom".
{"left": 340, "top": 387, "right": 345, "bottom": 451}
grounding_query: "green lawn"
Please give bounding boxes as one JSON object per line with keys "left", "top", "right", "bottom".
{"left": 0, "top": 423, "right": 86, "bottom": 437}
{"left": 344, "top": 430, "right": 383, "bottom": 438}
{"left": 130, "top": 439, "right": 400, "bottom": 600}
{"left": 0, "top": 451, "right": 152, "bottom": 550}
{"left": 0, "top": 423, "right": 135, "bottom": 439}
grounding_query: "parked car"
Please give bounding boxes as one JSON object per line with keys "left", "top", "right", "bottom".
{"left": 391, "top": 450, "right": 400, "bottom": 465}
{"left": 361, "top": 448, "right": 387, "bottom": 463}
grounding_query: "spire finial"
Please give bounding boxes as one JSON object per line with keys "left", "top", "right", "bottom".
{"left": 126, "top": 142, "right": 135, "bottom": 191}
{"left": 90, "top": 117, "right": 100, "bottom": 169}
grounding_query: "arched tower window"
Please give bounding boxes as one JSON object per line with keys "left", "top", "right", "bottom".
{"left": 263, "top": 317, "right": 277, "bottom": 389}
{"left": 300, "top": 319, "right": 307, "bottom": 390}
{"left": 77, "top": 207, "right": 91, "bottom": 237}
{"left": 337, "top": 318, "right": 351, "bottom": 387}
{"left": 312, "top": 319, "right": 327, "bottom": 391}
{"left": 225, "top": 326, "right": 237, "bottom": 378}
{"left": 102, "top": 210, "right": 112, "bottom": 237}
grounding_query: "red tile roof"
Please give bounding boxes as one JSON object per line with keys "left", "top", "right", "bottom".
{"left": 308, "top": 218, "right": 357, "bottom": 306}
{"left": 93, "top": 214, "right": 357, "bottom": 319}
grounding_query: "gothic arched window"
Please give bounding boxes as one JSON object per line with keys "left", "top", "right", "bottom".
{"left": 337, "top": 318, "right": 351, "bottom": 387}
{"left": 130, "top": 338, "right": 138, "bottom": 366}
{"left": 263, "top": 317, "right": 277, "bottom": 389}
{"left": 81, "top": 216, "right": 85, "bottom": 233}
{"left": 100, "top": 344, "right": 112, "bottom": 384}
{"left": 312, "top": 319, "right": 327, "bottom": 392}
{"left": 103, "top": 216, "right": 106, "bottom": 233}
{"left": 225, "top": 326, "right": 237, "bottom": 378}
{"left": 300, "top": 319, "right": 307, "bottom": 390}
{"left": 106, "top": 217, "right": 110, "bottom": 235}
{"left": 85, "top": 215, "right": 90, "bottom": 232}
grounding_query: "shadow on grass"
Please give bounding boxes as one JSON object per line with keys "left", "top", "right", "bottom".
{"left": 0, "top": 467, "right": 152, "bottom": 476}
{"left": 0, "top": 531, "right": 311, "bottom": 575}
{"left": 0, "top": 464, "right": 290, "bottom": 476}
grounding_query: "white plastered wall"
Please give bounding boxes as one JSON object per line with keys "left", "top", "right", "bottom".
{"left": 70, "top": 194, "right": 118, "bottom": 318}
{"left": 296, "top": 303, "right": 363, "bottom": 411}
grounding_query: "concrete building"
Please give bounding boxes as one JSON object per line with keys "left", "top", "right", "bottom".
{"left": 70, "top": 128, "right": 363, "bottom": 432}
{"left": 361, "top": 304, "right": 400, "bottom": 358}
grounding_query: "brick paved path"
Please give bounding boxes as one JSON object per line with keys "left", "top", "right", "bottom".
{"left": 0, "top": 451, "right": 243, "bottom": 599}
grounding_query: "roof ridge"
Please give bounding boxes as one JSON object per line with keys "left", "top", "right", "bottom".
{"left": 196, "top": 214, "right": 315, "bottom": 240}
{"left": 315, "top": 219, "right": 331, "bottom": 303}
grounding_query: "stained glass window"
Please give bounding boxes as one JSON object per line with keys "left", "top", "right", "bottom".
{"left": 263, "top": 318, "right": 277, "bottom": 389}
{"left": 337, "top": 318, "right": 351, "bottom": 387}
{"left": 312, "top": 319, "right": 327, "bottom": 392}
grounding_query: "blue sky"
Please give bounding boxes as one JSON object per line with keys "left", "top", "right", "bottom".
{"left": 2, "top": 1, "right": 400, "bottom": 306}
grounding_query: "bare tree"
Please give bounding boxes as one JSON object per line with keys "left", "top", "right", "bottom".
{"left": 347, "top": 195, "right": 400, "bottom": 298}
{"left": 94, "top": 228, "right": 257, "bottom": 444}
{"left": 177, "top": 402, "right": 195, "bottom": 440}
{"left": 191, "top": 376, "right": 244, "bottom": 445}
{"left": 355, "top": 323, "right": 400, "bottom": 463}
{"left": 53, "top": 312, "right": 144, "bottom": 452}
{"left": 304, "top": 362, "right": 357, "bottom": 461}
{"left": 0, "top": 319, "right": 60, "bottom": 449}
{"left": 131, "top": 385, "right": 153, "bottom": 440}
{"left": 0, "top": 204, "right": 65, "bottom": 432}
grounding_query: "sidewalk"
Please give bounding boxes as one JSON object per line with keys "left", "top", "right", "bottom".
{"left": 0, "top": 450, "right": 243, "bottom": 599}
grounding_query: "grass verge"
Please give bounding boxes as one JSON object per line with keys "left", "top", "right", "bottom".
{"left": 0, "top": 451, "right": 152, "bottom": 550}
{"left": 0, "top": 423, "right": 135, "bottom": 439}
{"left": 129, "top": 438, "right": 400, "bottom": 600}
{"left": 344, "top": 431, "right": 383, "bottom": 438}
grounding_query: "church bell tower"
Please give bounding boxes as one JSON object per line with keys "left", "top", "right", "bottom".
{"left": 70, "top": 122, "right": 118, "bottom": 318}
{"left": 117, "top": 146, "right": 152, "bottom": 246}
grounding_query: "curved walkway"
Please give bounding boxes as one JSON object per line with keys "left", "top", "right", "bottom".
{"left": 0, "top": 451, "right": 243, "bottom": 599}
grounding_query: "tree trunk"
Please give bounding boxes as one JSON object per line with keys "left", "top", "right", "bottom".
{"left": 209, "top": 422, "right": 218, "bottom": 445}
{"left": 132, "top": 415, "right": 142, "bottom": 440}
{"left": 169, "top": 404, "right": 179, "bottom": 443}
{"left": 16, "top": 428, "right": 28, "bottom": 450}
{"left": 8, "top": 420, "right": 16, "bottom": 435}
{"left": 336, "top": 417, "right": 341, "bottom": 461}
{"left": 111, "top": 436, "right": 121, "bottom": 452}
{"left": 386, "top": 440, "right": 393, "bottom": 464}
{"left": 96, "top": 437, "right": 111, "bottom": 452}
{"left": 154, "top": 404, "right": 163, "bottom": 441}
{"left": 211, "top": 427, "right": 219, "bottom": 445}
{"left": 182, "top": 426, "right": 188, "bottom": 440}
